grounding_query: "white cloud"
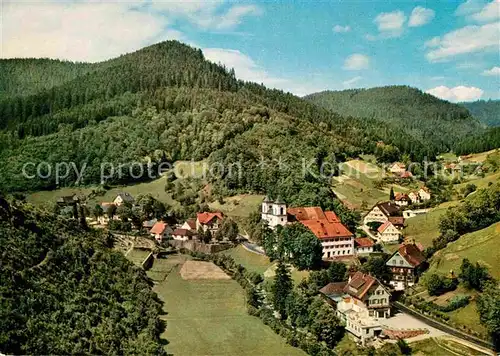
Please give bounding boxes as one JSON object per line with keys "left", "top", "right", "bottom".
{"left": 202, "top": 48, "right": 327, "bottom": 96}
{"left": 333, "top": 25, "right": 351, "bottom": 33}
{"left": 409, "top": 7, "right": 435, "bottom": 27}
{"left": 426, "top": 85, "right": 484, "bottom": 102}
{"left": 471, "top": 0, "right": 500, "bottom": 22}
{"left": 425, "top": 22, "right": 500, "bottom": 62}
{"left": 374, "top": 10, "right": 406, "bottom": 37}
{"left": 455, "top": 0, "right": 488, "bottom": 16}
{"left": 150, "top": 1, "right": 262, "bottom": 30}
{"left": 343, "top": 54, "right": 370, "bottom": 70}
{"left": 343, "top": 76, "right": 362, "bottom": 87}
{"left": 482, "top": 66, "right": 500, "bottom": 75}
{"left": 2, "top": 1, "right": 175, "bottom": 62}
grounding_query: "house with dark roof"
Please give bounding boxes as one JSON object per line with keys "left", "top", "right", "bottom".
{"left": 363, "top": 201, "right": 403, "bottom": 226}
{"left": 386, "top": 243, "right": 426, "bottom": 290}
{"left": 181, "top": 218, "right": 197, "bottom": 231}
{"left": 172, "top": 228, "right": 195, "bottom": 241}
{"left": 113, "top": 192, "right": 134, "bottom": 206}
{"left": 319, "top": 281, "right": 348, "bottom": 306}
{"left": 336, "top": 271, "right": 391, "bottom": 344}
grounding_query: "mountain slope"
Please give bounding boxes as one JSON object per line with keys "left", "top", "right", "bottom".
{"left": 0, "top": 41, "right": 491, "bottom": 205}
{"left": 0, "top": 196, "right": 165, "bottom": 354}
{"left": 305, "top": 86, "right": 484, "bottom": 155}
{"left": 461, "top": 100, "right": 500, "bottom": 127}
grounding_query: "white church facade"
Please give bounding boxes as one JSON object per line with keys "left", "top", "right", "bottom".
{"left": 261, "top": 196, "right": 288, "bottom": 229}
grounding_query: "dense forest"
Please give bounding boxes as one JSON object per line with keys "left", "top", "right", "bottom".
{"left": 0, "top": 196, "right": 166, "bottom": 354}
{"left": 0, "top": 41, "right": 497, "bottom": 198}
{"left": 304, "top": 87, "right": 491, "bottom": 156}
{"left": 461, "top": 100, "right": 500, "bottom": 127}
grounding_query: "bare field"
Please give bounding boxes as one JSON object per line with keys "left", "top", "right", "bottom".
{"left": 179, "top": 260, "right": 231, "bottom": 280}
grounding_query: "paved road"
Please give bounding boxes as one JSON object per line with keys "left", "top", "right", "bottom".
{"left": 393, "top": 302, "right": 495, "bottom": 353}
{"left": 241, "top": 241, "right": 266, "bottom": 255}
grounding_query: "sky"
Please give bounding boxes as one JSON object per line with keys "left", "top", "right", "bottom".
{"left": 1, "top": 0, "right": 499, "bottom": 101}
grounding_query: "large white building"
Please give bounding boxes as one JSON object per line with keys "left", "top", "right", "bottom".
{"left": 262, "top": 198, "right": 355, "bottom": 259}
{"left": 261, "top": 196, "right": 288, "bottom": 229}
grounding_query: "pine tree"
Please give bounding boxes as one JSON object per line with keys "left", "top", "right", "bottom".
{"left": 389, "top": 187, "right": 395, "bottom": 201}
{"left": 271, "top": 260, "right": 293, "bottom": 319}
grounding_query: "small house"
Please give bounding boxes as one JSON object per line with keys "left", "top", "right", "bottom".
{"left": 377, "top": 221, "right": 402, "bottom": 243}
{"left": 150, "top": 222, "right": 172, "bottom": 243}
{"left": 172, "top": 228, "right": 195, "bottom": 241}
{"left": 196, "top": 212, "right": 224, "bottom": 233}
{"left": 386, "top": 243, "right": 426, "bottom": 290}
{"left": 389, "top": 162, "right": 406, "bottom": 174}
{"left": 355, "top": 238, "right": 375, "bottom": 254}
{"left": 113, "top": 192, "right": 134, "bottom": 206}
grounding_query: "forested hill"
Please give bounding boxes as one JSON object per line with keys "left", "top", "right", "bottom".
{"left": 304, "top": 86, "right": 485, "bottom": 154}
{"left": 461, "top": 99, "right": 500, "bottom": 127}
{"left": 0, "top": 41, "right": 493, "bottom": 197}
{"left": 0, "top": 196, "right": 166, "bottom": 354}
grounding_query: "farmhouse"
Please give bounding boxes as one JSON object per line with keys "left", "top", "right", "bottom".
{"left": 336, "top": 272, "right": 391, "bottom": 344}
{"left": 196, "top": 212, "right": 224, "bottom": 233}
{"left": 408, "top": 191, "right": 420, "bottom": 204}
{"left": 394, "top": 193, "right": 410, "bottom": 207}
{"left": 288, "top": 207, "right": 354, "bottom": 259}
{"left": 172, "top": 228, "right": 195, "bottom": 241}
{"left": 113, "top": 192, "right": 134, "bottom": 206}
{"left": 319, "top": 281, "right": 348, "bottom": 307}
{"left": 150, "top": 221, "right": 173, "bottom": 243}
{"left": 389, "top": 162, "right": 406, "bottom": 174}
{"left": 261, "top": 196, "right": 287, "bottom": 229}
{"left": 377, "top": 221, "right": 402, "bottom": 243}
{"left": 363, "top": 201, "right": 402, "bottom": 226}
{"left": 354, "top": 238, "right": 375, "bottom": 254}
{"left": 181, "top": 218, "right": 197, "bottom": 231}
{"left": 418, "top": 187, "right": 431, "bottom": 201}
{"left": 386, "top": 243, "right": 426, "bottom": 290}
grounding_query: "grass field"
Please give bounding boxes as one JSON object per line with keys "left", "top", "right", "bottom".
{"left": 146, "top": 256, "right": 182, "bottom": 281}
{"left": 410, "top": 337, "right": 489, "bottom": 356}
{"left": 209, "top": 194, "right": 264, "bottom": 218}
{"left": 173, "top": 160, "right": 207, "bottom": 179}
{"left": 456, "top": 171, "right": 500, "bottom": 191}
{"left": 125, "top": 248, "right": 151, "bottom": 266}
{"left": 426, "top": 222, "right": 500, "bottom": 279}
{"left": 403, "top": 201, "right": 460, "bottom": 249}
{"left": 447, "top": 301, "right": 488, "bottom": 339}
{"left": 26, "top": 175, "right": 178, "bottom": 208}
{"left": 154, "top": 256, "right": 305, "bottom": 356}
{"left": 221, "top": 245, "right": 310, "bottom": 284}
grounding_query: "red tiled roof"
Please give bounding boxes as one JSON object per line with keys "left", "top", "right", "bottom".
{"left": 287, "top": 207, "right": 326, "bottom": 221}
{"left": 150, "top": 222, "right": 168, "bottom": 235}
{"left": 355, "top": 237, "right": 375, "bottom": 248}
{"left": 172, "top": 228, "right": 194, "bottom": 237}
{"left": 395, "top": 193, "right": 409, "bottom": 201}
{"left": 344, "top": 272, "right": 376, "bottom": 300}
{"left": 324, "top": 211, "right": 340, "bottom": 223}
{"left": 398, "top": 243, "right": 425, "bottom": 267}
{"left": 400, "top": 171, "right": 413, "bottom": 178}
{"left": 197, "top": 212, "right": 224, "bottom": 224}
{"left": 392, "top": 162, "right": 406, "bottom": 169}
{"left": 377, "top": 221, "right": 392, "bottom": 233}
{"left": 301, "top": 219, "right": 353, "bottom": 239}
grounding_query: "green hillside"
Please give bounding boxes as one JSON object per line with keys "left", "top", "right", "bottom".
{"left": 0, "top": 41, "right": 494, "bottom": 216}
{"left": 461, "top": 99, "right": 500, "bottom": 127}
{"left": 0, "top": 196, "right": 165, "bottom": 355}
{"left": 305, "top": 86, "right": 485, "bottom": 157}
{"left": 427, "top": 222, "right": 500, "bottom": 279}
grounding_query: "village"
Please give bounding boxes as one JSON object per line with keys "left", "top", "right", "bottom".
{"left": 50, "top": 156, "right": 498, "bottom": 355}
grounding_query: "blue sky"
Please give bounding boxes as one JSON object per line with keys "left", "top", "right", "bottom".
{"left": 2, "top": 0, "right": 499, "bottom": 101}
